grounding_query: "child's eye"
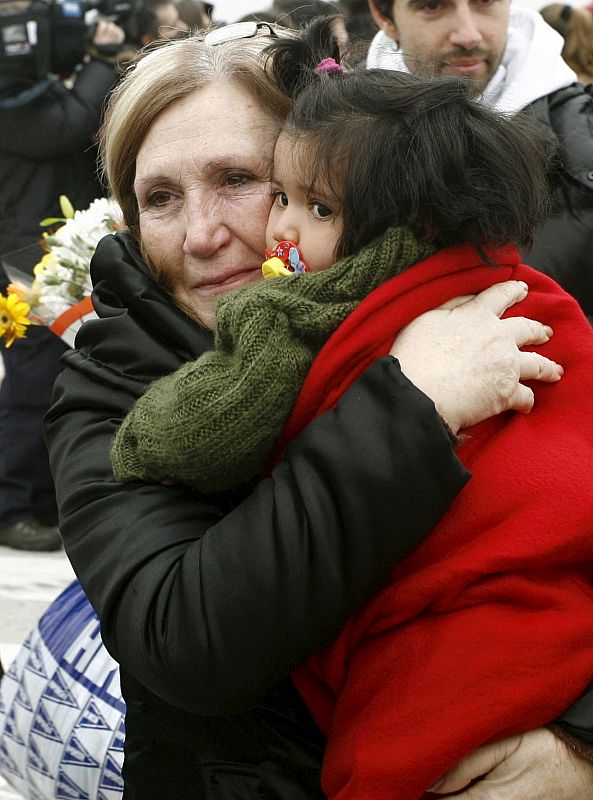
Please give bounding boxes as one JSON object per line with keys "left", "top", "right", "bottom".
{"left": 312, "top": 202, "right": 333, "bottom": 219}
{"left": 273, "top": 191, "right": 289, "bottom": 208}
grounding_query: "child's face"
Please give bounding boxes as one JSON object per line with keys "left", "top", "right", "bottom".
{"left": 265, "top": 133, "right": 343, "bottom": 272}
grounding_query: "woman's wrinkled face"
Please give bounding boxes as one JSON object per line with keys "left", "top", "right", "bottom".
{"left": 134, "top": 81, "right": 282, "bottom": 329}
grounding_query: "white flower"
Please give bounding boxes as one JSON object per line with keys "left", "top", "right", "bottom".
{"left": 28, "top": 197, "right": 124, "bottom": 325}
{"left": 36, "top": 293, "right": 72, "bottom": 320}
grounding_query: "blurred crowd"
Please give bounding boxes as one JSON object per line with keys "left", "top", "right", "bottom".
{"left": 540, "top": 1, "right": 593, "bottom": 83}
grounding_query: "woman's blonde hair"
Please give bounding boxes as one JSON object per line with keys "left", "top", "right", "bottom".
{"left": 540, "top": 4, "right": 593, "bottom": 85}
{"left": 100, "top": 32, "right": 292, "bottom": 238}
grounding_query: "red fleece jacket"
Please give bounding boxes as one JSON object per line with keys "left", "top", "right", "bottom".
{"left": 281, "top": 243, "right": 593, "bottom": 800}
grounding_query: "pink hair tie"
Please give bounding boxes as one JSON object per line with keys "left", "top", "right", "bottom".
{"left": 314, "top": 57, "right": 344, "bottom": 76}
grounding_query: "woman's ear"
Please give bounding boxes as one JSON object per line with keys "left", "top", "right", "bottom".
{"left": 367, "top": 0, "right": 400, "bottom": 43}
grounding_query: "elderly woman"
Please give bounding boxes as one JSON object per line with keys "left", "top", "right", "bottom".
{"left": 45, "top": 25, "right": 593, "bottom": 799}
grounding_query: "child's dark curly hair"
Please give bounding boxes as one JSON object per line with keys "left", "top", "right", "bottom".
{"left": 266, "top": 16, "right": 554, "bottom": 259}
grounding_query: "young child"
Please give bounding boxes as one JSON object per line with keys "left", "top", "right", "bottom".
{"left": 111, "top": 19, "right": 593, "bottom": 800}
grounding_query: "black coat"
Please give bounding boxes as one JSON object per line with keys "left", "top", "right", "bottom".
{"left": 525, "top": 85, "right": 593, "bottom": 744}
{"left": 524, "top": 83, "right": 593, "bottom": 320}
{"left": 0, "top": 59, "right": 118, "bottom": 259}
{"left": 46, "top": 232, "right": 470, "bottom": 798}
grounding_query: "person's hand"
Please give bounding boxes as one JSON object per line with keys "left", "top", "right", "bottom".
{"left": 389, "top": 281, "right": 563, "bottom": 435}
{"left": 428, "top": 728, "right": 593, "bottom": 799}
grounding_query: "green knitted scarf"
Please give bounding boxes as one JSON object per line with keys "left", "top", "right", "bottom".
{"left": 111, "top": 226, "right": 434, "bottom": 493}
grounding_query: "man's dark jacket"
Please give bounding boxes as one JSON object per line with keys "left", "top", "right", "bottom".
{"left": 525, "top": 83, "right": 593, "bottom": 320}
{"left": 527, "top": 84, "right": 593, "bottom": 742}
{"left": 45, "top": 232, "right": 470, "bottom": 798}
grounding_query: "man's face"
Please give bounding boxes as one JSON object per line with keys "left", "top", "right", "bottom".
{"left": 372, "top": 0, "right": 511, "bottom": 92}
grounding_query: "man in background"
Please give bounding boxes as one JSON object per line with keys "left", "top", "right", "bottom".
{"left": 366, "top": 0, "right": 593, "bottom": 320}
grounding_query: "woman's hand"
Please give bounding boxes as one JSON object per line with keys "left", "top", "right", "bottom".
{"left": 429, "top": 728, "right": 593, "bottom": 799}
{"left": 390, "top": 281, "right": 564, "bottom": 435}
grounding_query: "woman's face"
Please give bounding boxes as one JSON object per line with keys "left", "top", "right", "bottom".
{"left": 135, "top": 80, "right": 282, "bottom": 329}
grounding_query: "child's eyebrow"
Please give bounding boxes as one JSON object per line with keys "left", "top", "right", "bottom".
{"left": 306, "top": 183, "right": 333, "bottom": 202}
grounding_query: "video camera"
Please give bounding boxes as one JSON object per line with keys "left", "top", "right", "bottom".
{"left": 0, "top": 0, "right": 138, "bottom": 80}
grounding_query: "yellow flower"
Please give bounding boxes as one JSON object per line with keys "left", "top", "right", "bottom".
{"left": 34, "top": 251, "right": 57, "bottom": 277}
{"left": 0, "top": 292, "right": 32, "bottom": 348}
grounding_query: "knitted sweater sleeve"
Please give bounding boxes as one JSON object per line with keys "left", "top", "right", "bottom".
{"left": 111, "top": 228, "right": 432, "bottom": 493}
{"left": 111, "top": 285, "right": 324, "bottom": 492}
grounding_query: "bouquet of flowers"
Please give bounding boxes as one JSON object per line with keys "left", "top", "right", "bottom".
{"left": 0, "top": 195, "right": 123, "bottom": 348}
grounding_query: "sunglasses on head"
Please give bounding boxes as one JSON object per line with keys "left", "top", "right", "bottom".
{"left": 204, "top": 21, "right": 279, "bottom": 46}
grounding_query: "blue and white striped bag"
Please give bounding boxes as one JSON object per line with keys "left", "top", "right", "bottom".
{"left": 0, "top": 580, "right": 125, "bottom": 799}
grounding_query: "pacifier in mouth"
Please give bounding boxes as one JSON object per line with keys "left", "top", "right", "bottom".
{"left": 262, "top": 241, "right": 311, "bottom": 280}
